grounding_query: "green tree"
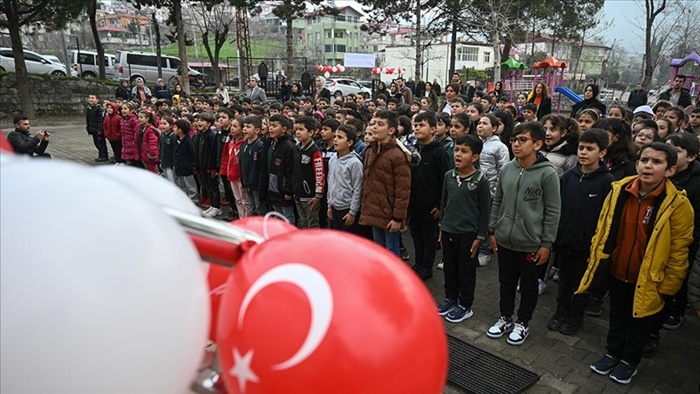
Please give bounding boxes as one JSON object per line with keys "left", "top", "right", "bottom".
{"left": 0, "top": 0, "right": 85, "bottom": 117}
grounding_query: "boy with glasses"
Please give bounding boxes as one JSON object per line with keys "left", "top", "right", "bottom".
{"left": 486, "top": 121, "right": 561, "bottom": 346}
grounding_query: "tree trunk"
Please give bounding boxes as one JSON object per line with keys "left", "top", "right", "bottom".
{"left": 8, "top": 16, "right": 34, "bottom": 117}
{"left": 414, "top": 0, "right": 421, "bottom": 81}
{"left": 173, "top": 0, "right": 190, "bottom": 92}
{"left": 285, "top": 12, "right": 294, "bottom": 79}
{"left": 502, "top": 39, "right": 512, "bottom": 65}
{"left": 88, "top": 0, "right": 105, "bottom": 79}
{"left": 642, "top": 1, "right": 654, "bottom": 89}
{"left": 153, "top": 11, "right": 162, "bottom": 79}
{"left": 491, "top": 29, "right": 501, "bottom": 84}
{"left": 448, "top": 18, "right": 457, "bottom": 79}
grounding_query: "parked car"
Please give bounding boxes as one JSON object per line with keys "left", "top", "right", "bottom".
{"left": 357, "top": 80, "right": 374, "bottom": 90}
{"left": 43, "top": 55, "right": 63, "bottom": 64}
{"left": 0, "top": 48, "right": 68, "bottom": 76}
{"left": 114, "top": 50, "right": 206, "bottom": 88}
{"left": 71, "top": 50, "right": 116, "bottom": 79}
{"left": 324, "top": 78, "right": 372, "bottom": 98}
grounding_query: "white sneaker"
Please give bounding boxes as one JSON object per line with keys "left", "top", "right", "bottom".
{"left": 486, "top": 316, "right": 514, "bottom": 339}
{"left": 437, "top": 261, "right": 444, "bottom": 270}
{"left": 507, "top": 322, "right": 529, "bottom": 346}
{"left": 204, "top": 207, "right": 223, "bottom": 218}
{"left": 538, "top": 279, "right": 548, "bottom": 295}
{"left": 202, "top": 207, "right": 213, "bottom": 215}
{"left": 478, "top": 253, "right": 491, "bottom": 267}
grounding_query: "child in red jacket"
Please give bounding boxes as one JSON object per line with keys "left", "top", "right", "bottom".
{"left": 103, "top": 102, "right": 123, "bottom": 163}
{"left": 137, "top": 110, "right": 160, "bottom": 173}
{"left": 220, "top": 118, "right": 250, "bottom": 217}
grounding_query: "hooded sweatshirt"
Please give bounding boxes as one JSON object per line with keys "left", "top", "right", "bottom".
{"left": 479, "top": 135, "right": 510, "bottom": 196}
{"left": 489, "top": 153, "right": 561, "bottom": 252}
{"left": 555, "top": 161, "right": 614, "bottom": 253}
{"left": 328, "top": 151, "right": 363, "bottom": 215}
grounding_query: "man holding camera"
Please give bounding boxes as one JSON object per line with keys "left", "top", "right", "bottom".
{"left": 7, "top": 115, "right": 50, "bottom": 158}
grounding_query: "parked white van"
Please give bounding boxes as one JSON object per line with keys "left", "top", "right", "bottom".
{"left": 114, "top": 50, "right": 207, "bottom": 87}
{"left": 70, "top": 50, "right": 116, "bottom": 79}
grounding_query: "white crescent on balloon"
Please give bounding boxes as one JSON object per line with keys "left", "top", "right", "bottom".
{"left": 237, "top": 263, "right": 333, "bottom": 371}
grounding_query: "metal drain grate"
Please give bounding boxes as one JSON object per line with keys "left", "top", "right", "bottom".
{"left": 447, "top": 335, "right": 540, "bottom": 394}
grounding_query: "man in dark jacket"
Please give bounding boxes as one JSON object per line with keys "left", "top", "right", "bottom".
{"left": 7, "top": 115, "right": 50, "bottom": 158}
{"left": 258, "top": 61, "right": 269, "bottom": 89}
{"left": 627, "top": 83, "right": 648, "bottom": 109}
{"left": 86, "top": 94, "right": 107, "bottom": 162}
{"left": 409, "top": 111, "right": 449, "bottom": 280}
{"left": 259, "top": 114, "right": 296, "bottom": 224}
{"left": 659, "top": 75, "right": 692, "bottom": 108}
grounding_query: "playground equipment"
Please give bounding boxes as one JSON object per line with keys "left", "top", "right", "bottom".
{"left": 533, "top": 56, "right": 578, "bottom": 113}
{"left": 501, "top": 57, "right": 526, "bottom": 103}
{"left": 669, "top": 51, "right": 700, "bottom": 97}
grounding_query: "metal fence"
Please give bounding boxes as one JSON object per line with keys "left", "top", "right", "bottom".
{"left": 225, "top": 56, "right": 309, "bottom": 95}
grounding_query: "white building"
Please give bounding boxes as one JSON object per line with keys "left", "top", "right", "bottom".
{"left": 379, "top": 41, "right": 494, "bottom": 85}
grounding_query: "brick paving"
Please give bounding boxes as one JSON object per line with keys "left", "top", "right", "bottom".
{"left": 9, "top": 118, "right": 700, "bottom": 394}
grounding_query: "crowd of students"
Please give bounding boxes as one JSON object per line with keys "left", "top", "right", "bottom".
{"left": 35, "top": 73, "right": 696, "bottom": 386}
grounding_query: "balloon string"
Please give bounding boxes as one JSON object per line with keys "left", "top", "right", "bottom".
{"left": 262, "top": 211, "right": 290, "bottom": 240}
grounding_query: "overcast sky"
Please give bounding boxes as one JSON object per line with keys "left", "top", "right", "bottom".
{"left": 601, "top": 0, "right": 647, "bottom": 56}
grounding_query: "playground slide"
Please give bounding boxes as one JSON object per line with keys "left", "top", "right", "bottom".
{"left": 554, "top": 86, "right": 583, "bottom": 104}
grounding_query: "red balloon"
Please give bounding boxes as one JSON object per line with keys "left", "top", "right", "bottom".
{"left": 0, "top": 130, "right": 13, "bottom": 153}
{"left": 316, "top": 65, "right": 323, "bottom": 72}
{"left": 207, "top": 263, "right": 231, "bottom": 342}
{"left": 218, "top": 230, "right": 447, "bottom": 394}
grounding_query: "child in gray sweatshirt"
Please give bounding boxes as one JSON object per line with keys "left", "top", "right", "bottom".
{"left": 327, "top": 126, "right": 364, "bottom": 234}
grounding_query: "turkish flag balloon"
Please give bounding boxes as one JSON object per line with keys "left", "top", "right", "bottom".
{"left": 218, "top": 230, "right": 447, "bottom": 394}
{"left": 0, "top": 131, "right": 13, "bottom": 153}
{"left": 316, "top": 65, "right": 323, "bottom": 72}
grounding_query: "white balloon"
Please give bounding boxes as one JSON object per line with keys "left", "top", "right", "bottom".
{"left": 94, "top": 165, "right": 201, "bottom": 216}
{"left": 0, "top": 160, "right": 209, "bottom": 394}
{"left": 323, "top": 71, "right": 330, "bottom": 78}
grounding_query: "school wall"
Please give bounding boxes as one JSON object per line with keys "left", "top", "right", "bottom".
{"left": 0, "top": 74, "right": 115, "bottom": 121}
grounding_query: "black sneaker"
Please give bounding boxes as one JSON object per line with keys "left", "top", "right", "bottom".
{"left": 609, "top": 360, "right": 637, "bottom": 384}
{"left": 662, "top": 314, "right": 684, "bottom": 330}
{"left": 642, "top": 334, "right": 659, "bottom": 357}
{"left": 415, "top": 267, "right": 433, "bottom": 281}
{"left": 445, "top": 304, "right": 473, "bottom": 323}
{"left": 590, "top": 354, "right": 619, "bottom": 375}
{"left": 487, "top": 316, "right": 514, "bottom": 339}
{"left": 95, "top": 157, "right": 109, "bottom": 162}
{"left": 558, "top": 315, "right": 583, "bottom": 335}
{"left": 437, "top": 298, "right": 458, "bottom": 315}
{"left": 586, "top": 298, "right": 603, "bottom": 317}
{"left": 547, "top": 309, "right": 567, "bottom": 331}
{"left": 400, "top": 247, "right": 410, "bottom": 261}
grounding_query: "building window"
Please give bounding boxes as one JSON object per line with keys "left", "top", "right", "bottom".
{"left": 335, "top": 15, "right": 346, "bottom": 22}
{"left": 325, "top": 29, "right": 332, "bottom": 39}
{"left": 336, "top": 44, "right": 346, "bottom": 52}
{"left": 334, "top": 31, "right": 345, "bottom": 39}
{"left": 484, "top": 51, "right": 491, "bottom": 63}
{"left": 315, "top": 32, "right": 320, "bottom": 41}
{"left": 325, "top": 45, "right": 333, "bottom": 53}
{"left": 457, "top": 47, "right": 479, "bottom": 62}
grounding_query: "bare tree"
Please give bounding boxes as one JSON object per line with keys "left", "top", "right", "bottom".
{"left": 187, "top": 0, "right": 235, "bottom": 84}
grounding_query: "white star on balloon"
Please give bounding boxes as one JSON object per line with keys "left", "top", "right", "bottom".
{"left": 229, "top": 348, "right": 259, "bottom": 393}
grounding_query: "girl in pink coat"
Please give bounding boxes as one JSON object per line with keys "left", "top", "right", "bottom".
{"left": 120, "top": 102, "right": 141, "bottom": 167}
{"left": 136, "top": 110, "right": 160, "bottom": 173}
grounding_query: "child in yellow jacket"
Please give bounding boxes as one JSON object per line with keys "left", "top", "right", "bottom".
{"left": 577, "top": 142, "right": 693, "bottom": 385}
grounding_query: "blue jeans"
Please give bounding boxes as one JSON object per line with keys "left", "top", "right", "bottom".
{"left": 372, "top": 227, "right": 401, "bottom": 257}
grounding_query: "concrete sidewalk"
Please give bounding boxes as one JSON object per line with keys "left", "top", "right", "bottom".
{"left": 15, "top": 119, "right": 700, "bottom": 394}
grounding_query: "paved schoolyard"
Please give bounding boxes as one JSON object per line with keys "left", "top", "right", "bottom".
{"left": 8, "top": 117, "right": 700, "bottom": 394}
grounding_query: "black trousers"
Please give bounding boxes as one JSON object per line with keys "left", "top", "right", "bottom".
{"left": 442, "top": 231, "right": 478, "bottom": 308}
{"left": 198, "top": 169, "right": 221, "bottom": 207}
{"left": 108, "top": 140, "right": 123, "bottom": 163}
{"left": 319, "top": 196, "right": 329, "bottom": 229}
{"left": 330, "top": 207, "right": 362, "bottom": 235}
{"left": 91, "top": 133, "right": 108, "bottom": 159}
{"left": 410, "top": 218, "right": 439, "bottom": 272}
{"left": 219, "top": 175, "right": 235, "bottom": 203}
{"left": 498, "top": 245, "right": 539, "bottom": 323}
{"left": 607, "top": 276, "right": 661, "bottom": 366}
{"left": 555, "top": 250, "right": 590, "bottom": 316}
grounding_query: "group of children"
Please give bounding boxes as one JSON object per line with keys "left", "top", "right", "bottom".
{"left": 87, "top": 79, "right": 700, "bottom": 386}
